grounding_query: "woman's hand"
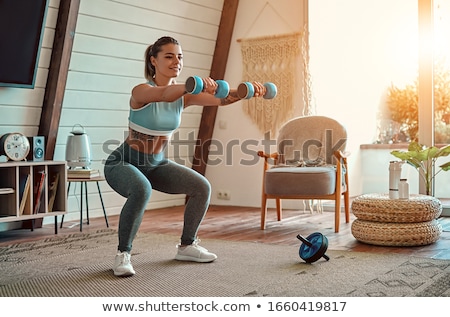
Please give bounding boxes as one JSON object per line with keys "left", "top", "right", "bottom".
{"left": 201, "top": 77, "right": 219, "bottom": 95}
{"left": 251, "top": 81, "right": 266, "bottom": 97}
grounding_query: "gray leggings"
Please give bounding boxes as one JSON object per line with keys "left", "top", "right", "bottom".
{"left": 104, "top": 142, "right": 211, "bottom": 252}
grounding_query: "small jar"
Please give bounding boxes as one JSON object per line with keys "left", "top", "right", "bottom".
{"left": 398, "top": 178, "right": 409, "bottom": 199}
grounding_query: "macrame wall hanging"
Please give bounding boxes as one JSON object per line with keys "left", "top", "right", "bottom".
{"left": 301, "top": 22, "right": 316, "bottom": 117}
{"left": 239, "top": 32, "right": 301, "bottom": 136}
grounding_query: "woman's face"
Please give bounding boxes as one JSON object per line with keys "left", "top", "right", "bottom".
{"left": 151, "top": 43, "right": 183, "bottom": 79}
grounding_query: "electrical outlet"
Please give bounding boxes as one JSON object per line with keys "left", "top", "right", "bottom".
{"left": 223, "top": 190, "right": 231, "bottom": 200}
{"left": 217, "top": 189, "right": 231, "bottom": 200}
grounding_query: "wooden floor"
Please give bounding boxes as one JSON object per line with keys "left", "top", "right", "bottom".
{"left": 1, "top": 205, "right": 449, "bottom": 260}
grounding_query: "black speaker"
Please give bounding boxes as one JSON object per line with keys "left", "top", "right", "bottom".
{"left": 27, "top": 136, "right": 45, "bottom": 161}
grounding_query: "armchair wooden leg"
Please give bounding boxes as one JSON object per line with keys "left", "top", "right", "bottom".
{"left": 261, "top": 195, "right": 268, "bottom": 230}
{"left": 276, "top": 198, "right": 282, "bottom": 221}
{"left": 335, "top": 195, "right": 341, "bottom": 233}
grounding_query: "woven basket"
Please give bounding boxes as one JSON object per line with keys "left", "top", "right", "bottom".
{"left": 351, "top": 219, "right": 442, "bottom": 246}
{"left": 351, "top": 193, "right": 442, "bottom": 223}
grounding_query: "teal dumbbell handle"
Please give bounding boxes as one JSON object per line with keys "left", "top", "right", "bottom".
{"left": 185, "top": 76, "right": 230, "bottom": 98}
{"left": 237, "top": 82, "right": 277, "bottom": 99}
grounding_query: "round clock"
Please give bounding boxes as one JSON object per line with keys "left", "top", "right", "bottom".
{"left": 0, "top": 132, "right": 31, "bottom": 161}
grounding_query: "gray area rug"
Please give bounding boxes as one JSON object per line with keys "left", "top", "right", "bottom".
{"left": 0, "top": 229, "right": 449, "bottom": 297}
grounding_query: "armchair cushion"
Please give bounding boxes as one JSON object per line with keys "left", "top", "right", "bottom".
{"left": 265, "top": 166, "right": 336, "bottom": 196}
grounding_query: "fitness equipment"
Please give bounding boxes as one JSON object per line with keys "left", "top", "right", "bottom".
{"left": 185, "top": 76, "right": 277, "bottom": 100}
{"left": 297, "top": 232, "right": 330, "bottom": 263}
{"left": 237, "top": 81, "right": 277, "bottom": 99}
{"left": 185, "top": 76, "right": 230, "bottom": 98}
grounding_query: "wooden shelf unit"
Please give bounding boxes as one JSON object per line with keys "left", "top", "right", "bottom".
{"left": 0, "top": 161, "right": 67, "bottom": 226}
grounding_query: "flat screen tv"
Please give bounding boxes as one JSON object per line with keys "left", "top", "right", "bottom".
{"left": 0, "top": 0, "right": 49, "bottom": 89}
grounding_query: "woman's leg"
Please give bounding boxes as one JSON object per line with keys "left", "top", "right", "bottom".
{"left": 148, "top": 160, "right": 211, "bottom": 245}
{"left": 104, "top": 144, "right": 152, "bottom": 253}
{"left": 148, "top": 160, "right": 216, "bottom": 262}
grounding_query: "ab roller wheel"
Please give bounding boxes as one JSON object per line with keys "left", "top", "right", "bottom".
{"left": 237, "top": 82, "right": 277, "bottom": 99}
{"left": 185, "top": 76, "right": 277, "bottom": 99}
{"left": 297, "top": 232, "right": 330, "bottom": 263}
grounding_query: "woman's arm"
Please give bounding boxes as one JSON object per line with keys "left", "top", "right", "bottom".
{"left": 130, "top": 78, "right": 266, "bottom": 109}
{"left": 130, "top": 83, "right": 186, "bottom": 109}
{"left": 184, "top": 89, "right": 240, "bottom": 107}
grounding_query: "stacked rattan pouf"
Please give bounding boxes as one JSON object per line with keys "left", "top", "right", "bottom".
{"left": 351, "top": 193, "right": 442, "bottom": 246}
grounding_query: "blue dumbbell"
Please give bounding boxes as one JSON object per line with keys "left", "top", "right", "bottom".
{"left": 237, "top": 82, "right": 277, "bottom": 99}
{"left": 185, "top": 76, "right": 230, "bottom": 98}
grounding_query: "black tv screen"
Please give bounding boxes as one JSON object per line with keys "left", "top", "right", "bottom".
{"left": 0, "top": 0, "right": 49, "bottom": 88}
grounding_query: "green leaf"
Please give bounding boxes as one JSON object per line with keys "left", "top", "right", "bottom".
{"left": 440, "top": 161, "right": 450, "bottom": 171}
{"left": 436, "top": 144, "right": 450, "bottom": 158}
{"left": 390, "top": 150, "right": 411, "bottom": 160}
{"left": 408, "top": 141, "right": 422, "bottom": 152}
{"left": 390, "top": 150, "right": 421, "bottom": 169}
{"left": 406, "top": 160, "right": 422, "bottom": 169}
{"left": 423, "top": 146, "right": 440, "bottom": 160}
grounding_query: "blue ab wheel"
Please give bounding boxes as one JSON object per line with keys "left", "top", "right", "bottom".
{"left": 185, "top": 76, "right": 203, "bottom": 95}
{"left": 263, "top": 82, "right": 277, "bottom": 99}
{"left": 215, "top": 80, "right": 230, "bottom": 98}
{"left": 298, "top": 232, "right": 329, "bottom": 263}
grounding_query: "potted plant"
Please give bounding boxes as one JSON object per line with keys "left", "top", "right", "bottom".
{"left": 391, "top": 141, "right": 450, "bottom": 195}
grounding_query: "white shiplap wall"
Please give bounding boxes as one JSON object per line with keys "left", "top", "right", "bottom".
{"left": 0, "top": 0, "right": 224, "bottom": 224}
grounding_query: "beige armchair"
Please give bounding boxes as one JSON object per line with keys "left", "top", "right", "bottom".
{"left": 257, "top": 115, "right": 350, "bottom": 232}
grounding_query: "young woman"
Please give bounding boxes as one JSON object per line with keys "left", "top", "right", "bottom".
{"left": 104, "top": 36, "right": 267, "bottom": 276}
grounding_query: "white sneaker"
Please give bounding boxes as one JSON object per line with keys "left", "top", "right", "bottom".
{"left": 175, "top": 240, "right": 217, "bottom": 263}
{"left": 113, "top": 251, "right": 135, "bottom": 276}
